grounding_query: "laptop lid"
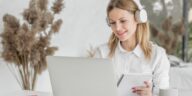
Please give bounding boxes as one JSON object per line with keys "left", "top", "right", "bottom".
{"left": 47, "top": 56, "right": 117, "bottom": 96}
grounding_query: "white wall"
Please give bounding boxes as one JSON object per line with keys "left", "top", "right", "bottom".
{"left": 0, "top": 0, "right": 111, "bottom": 94}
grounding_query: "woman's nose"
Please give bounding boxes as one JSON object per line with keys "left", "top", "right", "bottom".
{"left": 115, "top": 23, "right": 122, "bottom": 31}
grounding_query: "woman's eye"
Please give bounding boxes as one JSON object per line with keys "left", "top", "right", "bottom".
{"left": 120, "top": 20, "right": 127, "bottom": 23}
{"left": 109, "top": 22, "right": 115, "bottom": 25}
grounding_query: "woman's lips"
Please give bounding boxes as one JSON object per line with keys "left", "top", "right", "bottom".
{"left": 117, "top": 32, "right": 126, "bottom": 36}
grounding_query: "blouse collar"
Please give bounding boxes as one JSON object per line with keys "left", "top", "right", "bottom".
{"left": 117, "top": 41, "right": 143, "bottom": 58}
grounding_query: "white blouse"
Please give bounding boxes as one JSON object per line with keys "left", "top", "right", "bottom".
{"left": 94, "top": 42, "right": 170, "bottom": 96}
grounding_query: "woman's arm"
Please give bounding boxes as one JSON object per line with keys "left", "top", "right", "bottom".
{"left": 152, "top": 48, "right": 170, "bottom": 96}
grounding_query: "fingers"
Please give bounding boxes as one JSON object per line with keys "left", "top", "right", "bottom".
{"left": 144, "top": 81, "right": 151, "bottom": 88}
{"left": 132, "top": 86, "right": 146, "bottom": 91}
{"left": 134, "top": 90, "right": 148, "bottom": 96}
{"left": 132, "top": 81, "right": 152, "bottom": 96}
{"left": 132, "top": 87, "right": 151, "bottom": 96}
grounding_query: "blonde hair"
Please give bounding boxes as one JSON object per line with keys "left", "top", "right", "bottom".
{"left": 107, "top": 0, "right": 152, "bottom": 59}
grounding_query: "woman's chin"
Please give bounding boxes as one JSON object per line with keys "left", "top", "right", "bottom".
{"left": 119, "top": 37, "right": 128, "bottom": 41}
{"left": 117, "top": 34, "right": 129, "bottom": 41}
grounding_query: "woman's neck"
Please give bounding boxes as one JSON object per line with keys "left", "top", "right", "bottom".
{"left": 121, "top": 37, "right": 137, "bottom": 52}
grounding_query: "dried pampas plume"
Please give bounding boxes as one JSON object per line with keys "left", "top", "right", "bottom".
{"left": 23, "top": 8, "right": 39, "bottom": 24}
{"left": 3, "top": 14, "right": 20, "bottom": 32}
{"left": 0, "top": 0, "right": 64, "bottom": 90}
{"left": 38, "top": 0, "right": 48, "bottom": 11}
{"left": 52, "top": 0, "right": 64, "bottom": 14}
{"left": 51, "top": 19, "right": 63, "bottom": 33}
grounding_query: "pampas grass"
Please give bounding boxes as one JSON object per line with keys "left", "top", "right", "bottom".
{"left": 52, "top": 0, "right": 64, "bottom": 14}
{"left": 0, "top": 0, "right": 64, "bottom": 90}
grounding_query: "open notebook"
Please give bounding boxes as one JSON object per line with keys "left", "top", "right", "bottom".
{"left": 117, "top": 73, "right": 152, "bottom": 96}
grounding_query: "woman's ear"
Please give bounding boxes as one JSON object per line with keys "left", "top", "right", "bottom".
{"left": 134, "top": 16, "right": 139, "bottom": 25}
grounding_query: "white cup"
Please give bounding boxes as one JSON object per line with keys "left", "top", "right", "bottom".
{"left": 159, "top": 88, "right": 179, "bottom": 96}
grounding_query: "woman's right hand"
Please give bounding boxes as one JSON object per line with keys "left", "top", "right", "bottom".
{"left": 132, "top": 81, "right": 152, "bottom": 96}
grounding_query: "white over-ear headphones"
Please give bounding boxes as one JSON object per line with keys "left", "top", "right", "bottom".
{"left": 133, "top": 0, "right": 148, "bottom": 23}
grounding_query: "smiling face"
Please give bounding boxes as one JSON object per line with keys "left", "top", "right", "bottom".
{"left": 108, "top": 7, "right": 138, "bottom": 42}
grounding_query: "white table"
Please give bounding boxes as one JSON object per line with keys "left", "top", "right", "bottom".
{"left": 3, "top": 90, "right": 52, "bottom": 96}
{"left": 170, "top": 67, "right": 192, "bottom": 96}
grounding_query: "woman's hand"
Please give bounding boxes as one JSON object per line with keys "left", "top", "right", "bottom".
{"left": 132, "top": 81, "right": 152, "bottom": 96}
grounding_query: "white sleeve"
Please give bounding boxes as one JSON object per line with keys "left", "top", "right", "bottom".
{"left": 152, "top": 48, "right": 170, "bottom": 96}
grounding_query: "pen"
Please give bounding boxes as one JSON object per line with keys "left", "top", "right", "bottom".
{"left": 117, "top": 74, "right": 124, "bottom": 87}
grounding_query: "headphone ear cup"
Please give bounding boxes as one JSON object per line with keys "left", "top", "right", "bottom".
{"left": 135, "top": 9, "right": 147, "bottom": 23}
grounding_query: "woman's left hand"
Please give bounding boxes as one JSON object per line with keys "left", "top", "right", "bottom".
{"left": 132, "top": 81, "right": 152, "bottom": 96}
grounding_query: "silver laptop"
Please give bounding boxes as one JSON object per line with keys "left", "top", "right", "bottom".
{"left": 47, "top": 56, "right": 117, "bottom": 96}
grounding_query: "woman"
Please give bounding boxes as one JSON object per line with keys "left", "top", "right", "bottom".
{"left": 94, "top": 0, "right": 170, "bottom": 96}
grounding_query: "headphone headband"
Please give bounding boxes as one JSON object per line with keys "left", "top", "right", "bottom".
{"left": 133, "top": 0, "right": 144, "bottom": 10}
{"left": 133, "top": 0, "right": 148, "bottom": 23}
